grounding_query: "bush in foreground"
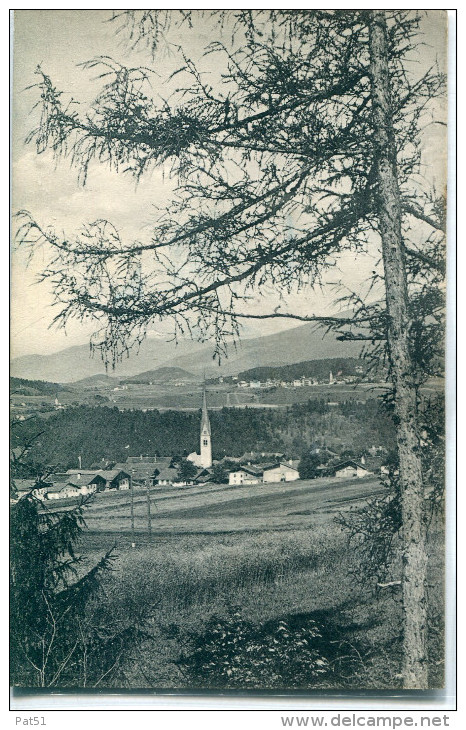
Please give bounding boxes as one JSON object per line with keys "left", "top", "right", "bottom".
{"left": 172, "top": 609, "right": 330, "bottom": 689}
{"left": 10, "top": 492, "right": 151, "bottom": 687}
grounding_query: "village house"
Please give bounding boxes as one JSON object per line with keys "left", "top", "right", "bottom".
{"left": 68, "top": 474, "right": 104, "bottom": 494}
{"left": 193, "top": 467, "right": 214, "bottom": 485}
{"left": 13, "top": 478, "right": 51, "bottom": 501}
{"left": 45, "top": 485, "right": 75, "bottom": 500}
{"left": 97, "top": 469, "right": 131, "bottom": 490}
{"left": 114, "top": 456, "right": 166, "bottom": 487}
{"left": 153, "top": 465, "right": 179, "bottom": 486}
{"left": 46, "top": 482, "right": 91, "bottom": 500}
{"left": 330, "top": 460, "right": 372, "bottom": 479}
{"left": 66, "top": 468, "right": 125, "bottom": 494}
{"left": 229, "top": 465, "right": 264, "bottom": 486}
{"left": 262, "top": 460, "right": 300, "bottom": 483}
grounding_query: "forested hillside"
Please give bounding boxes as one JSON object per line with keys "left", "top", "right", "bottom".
{"left": 10, "top": 377, "right": 70, "bottom": 395}
{"left": 11, "top": 400, "right": 397, "bottom": 472}
{"left": 122, "top": 367, "right": 198, "bottom": 384}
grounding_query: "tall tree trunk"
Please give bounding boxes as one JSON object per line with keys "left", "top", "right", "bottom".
{"left": 369, "top": 10, "right": 428, "bottom": 689}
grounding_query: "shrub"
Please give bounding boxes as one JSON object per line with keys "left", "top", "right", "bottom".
{"left": 210, "top": 463, "right": 229, "bottom": 484}
{"left": 335, "top": 480, "right": 402, "bottom": 586}
{"left": 177, "top": 458, "right": 198, "bottom": 482}
{"left": 10, "top": 492, "right": 151, "bottom": 687}
{"left": 174, "top": 609, "right": 329, "bottom": 688}
{"left": 298, "top": 451, "right": 322, "bottom": 479}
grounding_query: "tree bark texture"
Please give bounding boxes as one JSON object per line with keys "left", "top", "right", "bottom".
{"left": 369, "top": 10, "right": 428, "bottom": 689}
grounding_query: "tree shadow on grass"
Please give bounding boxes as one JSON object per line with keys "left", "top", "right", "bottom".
{"left": 170, "top": 601, "right": 403, "bottom": 690}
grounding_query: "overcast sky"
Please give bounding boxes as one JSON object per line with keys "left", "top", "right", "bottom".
{"left": 11, "top": 10, "right": 448, "bottom": 359}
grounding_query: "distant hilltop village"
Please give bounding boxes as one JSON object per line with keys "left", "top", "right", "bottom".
{"left": 11, "top": 388, "right": 389, "bottom": 503}
{"left": 230, "top": 368, "right": 360, "bottom": 390}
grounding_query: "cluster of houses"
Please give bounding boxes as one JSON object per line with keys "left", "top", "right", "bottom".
{"left": 13, "top": 454, "right": 374, "bottom": 502}
{"left": 227, "top": 454, "right": 373, "bottom": 486}
{"left": 13, "top": 456, "right": 196, "bottom": 501}
{"left": 229, "top": 459, "right": 300, "bottom": 485}
{"left": 234, "top": 369, "right": 363, "bottom": 390}
{"left": 14, "top": 468, "right": 131, "bottom": 502}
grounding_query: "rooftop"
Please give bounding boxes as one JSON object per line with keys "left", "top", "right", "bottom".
{"left": 67, "top": 474, "right": 104, "bottom": 487}
{"left": 97, "top": 469, "right": 130, "bottom": 481}
{"left": 13, "top": 479, "right": 38, "bottom": 493}
{"left": 332, "top": 459, "right": 369, "bottom": 471}
{"left": 154, "top": 467, "right": 178, "bottom": 482}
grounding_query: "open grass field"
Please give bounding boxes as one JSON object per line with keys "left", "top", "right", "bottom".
{"left": 71, "top": 477, "right": 444, "bottom": 691}
{"left": 78, "top": 476, "right": 385, "bottom": 536}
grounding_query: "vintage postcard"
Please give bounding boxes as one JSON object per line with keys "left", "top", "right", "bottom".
{"left": 11, "top": 9, "right": 451, "bottom": 697}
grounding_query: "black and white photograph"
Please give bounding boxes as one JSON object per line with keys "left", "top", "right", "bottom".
{"left": 10, "top": 9, "right": 451, "bottom": 697}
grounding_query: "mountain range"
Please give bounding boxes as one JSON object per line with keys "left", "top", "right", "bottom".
{"left": 10, "top": 322, "right": 362, "bottom": 384}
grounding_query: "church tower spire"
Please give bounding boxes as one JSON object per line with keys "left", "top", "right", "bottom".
{"left": 200, "top": 386, "right": 212, "bottom": 468}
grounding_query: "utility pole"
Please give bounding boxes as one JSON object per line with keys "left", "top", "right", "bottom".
{"left": 130, "top": 470, "right": 135, "bottom": 548}
{"left": 146, "top": 478, "right": 152, "bottom": 538}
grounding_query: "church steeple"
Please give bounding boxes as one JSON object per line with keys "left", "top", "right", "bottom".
{"left": 200, "top": 386, "right": 212, "bottom": 467}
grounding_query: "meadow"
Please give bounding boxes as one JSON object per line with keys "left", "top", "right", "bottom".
{"left": 74, "top": 477, "right": 444, "bottom": 691}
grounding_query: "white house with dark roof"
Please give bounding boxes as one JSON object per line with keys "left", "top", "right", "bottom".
{"left": 67, "top": 474, "right": 103, "bottom": 493}
{"left": 262, "top": 460, "right": 300, "bottom": 483}
{"left": 13, "top": 479, "right": 51, "bottom": 500}
{"left": 114, "top": 457, "right": 166, "bottom": 486}
{"left": 153, "top": 465, "right": 179, "bottom": 486}
{"left": 46, "top": 482, "right": 92, "bottom": 500}
{"left": 331, "top": 460, "right": 372, "bottom": 479}
{"left": 229, "top": 465, "right": 264, "bottom": 486}
{"left": 96, "top": 469, "right": 130, "bottom": 490}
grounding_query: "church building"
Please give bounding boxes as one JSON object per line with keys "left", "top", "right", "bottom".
{"left": 187, "top": 388, "right": 213, "bottom": 468}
